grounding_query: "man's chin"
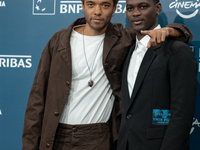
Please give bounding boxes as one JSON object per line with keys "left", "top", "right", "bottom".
{"left": 131, "top": 26, "right": 144, "bottom": 33}
{"left": 90, "top": 24, "right": 107, "bottom": 31}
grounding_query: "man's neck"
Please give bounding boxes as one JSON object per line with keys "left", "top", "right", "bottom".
{"left": 74, "top": 24, "right": 107, "bottom": 36}
{"left": 136, "top": 24, "right": 159, "bottom": 41}
{"left": 136, "top": 32, "right": 145, "bottom": 41}
{"left": 136, "top": 24, "right": 161, "bottom": 41}
{"left": 136, "top": 24, "right": 161, "bottom": 48}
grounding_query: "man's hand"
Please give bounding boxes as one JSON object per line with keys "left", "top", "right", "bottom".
{"left": 141, "top": 27, "right": 181, "bottom": 48}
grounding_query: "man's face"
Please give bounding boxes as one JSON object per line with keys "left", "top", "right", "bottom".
{"left": 126, "top": 0, "right": 161, "bottom": 32}
{"left": 82, "top": 0, "right": 116, "bottom": 32}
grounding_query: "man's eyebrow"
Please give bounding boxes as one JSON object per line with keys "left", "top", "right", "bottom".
{"left": 126, "top": 2, "right": 149, "bottom": 6}
{"left": 140, "top": 2, "right": 149, "bottom": 5}
{"left": 126, "top": 4, "right": 132, "bottom": 7}
{"left": 86, "top": 1, "right": 95, "bottom": 3}
{"left": 102, "top": 2, "right": 111, "bottom": 4}
{"left": 86, "top": 1, "right": 111, "bottom": 4}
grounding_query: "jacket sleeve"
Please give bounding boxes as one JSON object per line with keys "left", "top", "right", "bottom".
{"left": 160, "top": 41, "right": 197, "bottom": 150}
{"left": 124, "top": 23, "right": 192, "bottom": 43}
{"left": 166, "top": 23, "right": 193, "bottom": 43}
{"left": 22, "top": 37, "right": 54, "bottom": 150}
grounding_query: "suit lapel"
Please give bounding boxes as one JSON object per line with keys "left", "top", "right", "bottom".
{"left": 127, "top": 44, "right": 162, "bottom": 112}
{"left": 122, "top": 44, "right": 136, "bottom": 110}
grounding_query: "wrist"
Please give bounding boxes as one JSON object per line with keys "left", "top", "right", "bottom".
{"left": 166, "top": 27, "right": 182, "bottom": 37}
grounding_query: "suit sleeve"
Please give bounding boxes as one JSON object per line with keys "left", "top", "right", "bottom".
{"left": 160, "top": 42, "right": 197, "bottom": 150}
{"left": 22, "top": 37, "right": 54, "bottom": 150}
{"left": 166, "top": 23, "right": 193, "bottom": 43}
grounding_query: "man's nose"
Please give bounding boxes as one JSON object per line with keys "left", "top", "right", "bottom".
{"left": 94, "top": 5, "right": 102, "bottom": 16}
{"left": 132, "top": 8, "right": 141, "bottom": 16}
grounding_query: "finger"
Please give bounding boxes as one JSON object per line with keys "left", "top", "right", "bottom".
{"left": 147, "top": 41, "right": 151, "bottom": 48}
{"left": 161, "top": 33, "right": 166, "bottom": 42}
{"left": 149, "top": 37, "right": 157, "bottom": 47}
{"left": 161, "top": 29, "right": 169, "bottom": 42}
{"left": 141, "top": 30, "right": 150, "bottom": 36}
{"left": 156, "top": 33, "right": 161, "bottom": 44}
{"left": 152, "top": 41, "right": 158, "bottom": 47}
{"left": 151, "top": 36, "right": 157, "bottom": 47}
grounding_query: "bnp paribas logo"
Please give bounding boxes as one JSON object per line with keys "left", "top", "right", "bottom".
{"left": 33, "top": 0, "right": 56, "bottom": 15}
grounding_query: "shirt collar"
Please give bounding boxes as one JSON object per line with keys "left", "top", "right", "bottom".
{"left": 136, "top": 24, "right": 161, "bottom": 49}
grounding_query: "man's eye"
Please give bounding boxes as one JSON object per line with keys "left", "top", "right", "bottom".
{"left": 127, "top": 7, "right": 133, "bottom": 11}
{"left": 140, "top": 6, "right": 147, "bottom": 9}
{"left": 103, "top": 4, "right": 109, "bottom": 8}
{"left": 88, "top": 3, "right": 93, "bottom": 7}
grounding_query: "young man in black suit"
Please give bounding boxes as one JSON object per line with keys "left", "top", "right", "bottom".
{"left": 118, "top": 0, "right": 197, "bottom": 149}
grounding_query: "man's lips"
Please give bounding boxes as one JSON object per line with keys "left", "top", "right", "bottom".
{"left": 91, "top": 18, "right": 103, "bottom": 23}
{"left": 132, "top": 19, "right": 143, "bottom": 25}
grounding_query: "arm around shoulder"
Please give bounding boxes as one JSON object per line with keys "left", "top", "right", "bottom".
{"left": 166, "top": 23, "right": 193, "bottom": 43}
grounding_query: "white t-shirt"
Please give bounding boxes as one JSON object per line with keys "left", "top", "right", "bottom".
{"left": 59, "top": 27, "right": 115, "bottom": 125}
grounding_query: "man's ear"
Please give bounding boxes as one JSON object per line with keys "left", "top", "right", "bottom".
{"left": 156, "top": 2, "right": 162, "bottom": 15}
{"left": 112, "top": 4, "right": 117, "bottom": 13}
{"left": 82, "top": 3, "right": 84, "bottom": 11}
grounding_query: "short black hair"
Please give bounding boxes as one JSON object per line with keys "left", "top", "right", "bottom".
{"left": 154, "top": 0, "right": 160, "bottom": 4}
{"left": 81, "top": 0, "right": 119, "bottom": 6}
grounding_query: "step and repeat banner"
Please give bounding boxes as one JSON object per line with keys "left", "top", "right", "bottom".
{"left": 0, "top": 0, "right": 200, "bottom": 149}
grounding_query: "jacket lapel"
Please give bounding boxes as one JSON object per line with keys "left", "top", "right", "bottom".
{"left": 103, "top": 23, "right": 122, "bottom": 63}
{"left": 57, "top": 18, "right": 86, "bottom": 71}
{"left": 127, "top": 43, "right": 162, "bottom": 112}
{"left": 58, "top": 38, "right": 72, "bottom": 72}
{"left": 122, "top": 44, "right": 136, "bottom": 110}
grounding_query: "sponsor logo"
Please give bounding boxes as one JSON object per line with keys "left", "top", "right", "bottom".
{"left": 33, "top": 0, "right": 126, "bottom": 15}
{"left": 60, "top": 1, "right": 82, "bottom": 13}
{"left": 33, "top": 0, "right": 56, "bottom": 15}
{"left": 60, "top": 0, "right": 126, "bottom": 14}
{"left": 0, "top": 55, "right": 32, "bottom": 68}
{"left": 152, "top": 109, "right": 171, "bottom": 125}
{"left": 169, "top": 0, "right": 200, "bottom": 19}
{"left": 0, "top": 109, "right": 2, "bottom": 115}
{"left": 189, "top": 46, "right": 199, "bottom": 72}
{"left": 115, "top": 1, "right": 126, "bottom": 13}
{"left": 190, "top": 117, "right": 200, "bottom": 134}
{"left": 190, "top": 46, "right": 195, "bottom": 53}
{"left": 0, "top": 1, "right": 6, "bottom": 7}
{"left": 199, "top": 48, "right": 200, "bottom": 72}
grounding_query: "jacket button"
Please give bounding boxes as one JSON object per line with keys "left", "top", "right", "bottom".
{"left": 127, "top": 115, "right": 131, "bottom": 119}
{"left": 104, "top": 63, "right": 107, "bottom": 66}
{"left": 66, "top": 81, "right": 70, "bottom": 86}
{"left": 54, "top": 112, "right": 59, "bottom": 116}
{"left": 46, "top": 143, "right": 50, "bottom": 148}
{"left": 72, "top": 127, "right": 78, "bottom": 132}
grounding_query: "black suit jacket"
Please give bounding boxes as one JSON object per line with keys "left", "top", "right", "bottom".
{"left": 117, "top": 38, "right": 197, "bottom": 150}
